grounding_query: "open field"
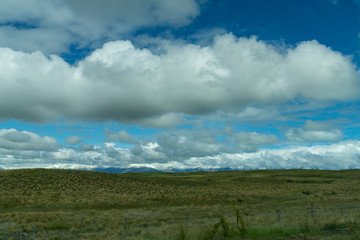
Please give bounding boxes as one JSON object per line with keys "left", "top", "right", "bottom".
{"left": 1, "top": 169, "right": 360, "bottom": 239}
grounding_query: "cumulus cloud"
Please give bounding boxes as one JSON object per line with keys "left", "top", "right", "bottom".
{"left": 230, "top": 106, "right": 285, "bottom": 123}
{"left": 0, "top": 129, "right": 59, "bottom": 169}
{"left": 234, "top": 132, "right": 279, "bottom": 152}
{"left": 1, "top": 127, "right": 360, "bottom": 170}
{"left": 128, "top": 141, "right": 360, "bottom": 171}
{"left": 14, "top": 140, "right": 360, "bottom": 170}
{"left": 4, "top": 131, "right": 31, "bottom": 143}
{"left": 286, "top": 120, "right": 343, "bottom": 143}
{"left": 211, "top": 141, "right": 360, "bottom": 170}
{"left": 137, "top": 113, "right": 185, "bottom": 129}
{"left": 65, "top": 136, "right": 83, "bottom": 145}
{"left": 127, "top": 129, "right": 280, "bottom": 163}
{"left": 103, "top": 129, "right": 138, "bottom": 144}
{"left": 130, "top": 141, "right": 167, "bottom": 163}
{"left": 0, "top": 0, "right": 200, "bottom": 54}
{"left": 35, "top": 142, "right": 133, "bottom": 169}
{"left": 79, "top": 144, "right": 94, "bottom": 151}
{"left": 154, "top": 130, "right": 229, "bottom": 160}
{"left": 0, "top": 35, "right": 359, "bottom": 126}
{"left": 0, "top": 129, "right": 58, "bottom": 151}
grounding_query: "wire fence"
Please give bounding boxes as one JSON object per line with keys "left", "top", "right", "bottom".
{"left": 1, "top": 200, "right": 359, "bottom": 239}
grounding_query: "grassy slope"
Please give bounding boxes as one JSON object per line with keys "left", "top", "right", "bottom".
{"left": 0, "top": 169, "right": 360, "bottom": 239}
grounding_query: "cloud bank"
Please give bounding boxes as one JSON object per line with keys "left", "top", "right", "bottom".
{"left": 1, "top": 128, "right": 360, "bottom": 170}
{"left": 0, "top": 35, "right": 359, "bottom": 127}
{"left": 0, "top": 0, "right": 201, "bottom": 54}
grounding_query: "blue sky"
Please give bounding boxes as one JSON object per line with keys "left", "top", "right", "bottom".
{"left": 1, "top": 0, "right": 360, "bottom": 170}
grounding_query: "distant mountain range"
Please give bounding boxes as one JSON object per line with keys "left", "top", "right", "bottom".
{"left": 0, "top": 166, "right": 327, "bottom": 172}
{"left": 0, "top": 166, "right": 236, "bottom": 172}
{"left": 92, "top": 167, "right": 235, "bottom": 173}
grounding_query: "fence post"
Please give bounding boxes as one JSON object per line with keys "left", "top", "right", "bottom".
{"left": 341, "top": 200, "right": 344, "bottom": 217}
{"left": 123, "top": 217, "right": 127, "bottom": 240}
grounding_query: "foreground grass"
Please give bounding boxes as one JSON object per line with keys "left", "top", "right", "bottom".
{"left": 1, "top": 169, "right": 360, "bottom": 239}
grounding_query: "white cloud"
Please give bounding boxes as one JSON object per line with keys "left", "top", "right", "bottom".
{"left": 104, "top": 129, "right": 138, "bottom": 144}
{"left": 0, "top": 129, "right": 58, "bottom": 151}
{"left": 130, "top": 141, "right": 167, "bottom": 163}
{"left": 151, "top": 141, "right": 360, "bottom": 171}
{"left": 79, "top": 144, "right": 94, "bottom": 151}
{"left": 232, "top": 106, "right": 284, "bottom": 122}
{"left": 0, "top": 35, "right": 359, "bottom": 126}
{"left": 284, "top": 40, "right": 359, "bottom": 100}
{"left": 0, "top": 0, "right": 201, "bottom": 54}
{"left": 0, "top": 26, "right": 74, "bottom": 55}
{"left": 154, "top": 130, "right": 229, "bottom": 160}
{"left": 128, "top": 129, "right": 279, "bottom": 163}
{"left": 286, "top": 120, "right": 343, "bottom": 142}
{"left": 46, "top": 148, "right": 77, "bottom": 161}
{"left": 65, "top": 136, "right": 83, "bottom": 145}
{"left": 137, "top": 113, "right": 185, "bottom": 129}
{"left": 286, "top": 129, "right": 343, "bottom": 143}
{"left": 223, "top": 141, "right": 360, "bottom": 170}
{"left": 4, "top": 131, "right": 31, "bottom": 143}
{"left": 0, "top": 129, "right": 59, "bottom": 169}
{"left": 234, "top": 132, "right": 279, "bottom": 152}
{"left": 0, "top": 127, "right": 359, "bottom": 171}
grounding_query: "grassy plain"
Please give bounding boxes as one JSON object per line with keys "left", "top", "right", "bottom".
{"left": 0, "top": 169, "right": 360, "bottom": 239}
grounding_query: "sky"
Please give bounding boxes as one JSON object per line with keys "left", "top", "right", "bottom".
{"left": 1, "top": 0, "right": 360, "bottom": 170}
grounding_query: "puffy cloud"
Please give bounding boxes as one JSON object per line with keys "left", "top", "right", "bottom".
{"left": 8, "top": 150, "right": 41, "bottom": 160}
{"left": 0, "top": 48, "right": 76, "bottom": 122}
{"left": 0, "top": 26, "right": 74, "bottom": 55}
{"left": 4, "top": 131, "right": 31, "bottom": 143}
{"left": 0, "top": 35, "right": 359, "bottom": 126}
{"left": 234, "top": 132, "right": 279, "bottom": 152}
{"left": 0, "top": 0, "right": 200, "bottom": 54}
{"left": 129, "top": 129, "right": 280, "bottom": 163}
{"left": 135, "top": 140, "right": 359, "bottom": 171}
{"left": 230, "top": 106, "right": 285, "bottom": 123}
{"left": 284, "top": 41, "right": 359, "bottom": 100}
{"left": 104, "top": 129, "right": 138, "bottom": 144}
{"left": 155, "top": 130, "right": 229, "bottom": 160}
{"left": 37, "top": 142, "right": 133, "bottom": 168}
{"left": 136, "top": 113, "right": 185, "bottom": 129}
{"left": 65, "top": 136, "right": 83, "bottom": 145}
{"left": 0, "top": 127, "right": 360, "bottom": 170}
{"left": 65, "top": 0, "right": 200, "bottom": 27}
{"left": 0, "top": 129, "right": 58, "bottom": 151}
{"left": 79, "top": 144, "right": 94, "bottom": 151}
{"left": 218, "top": 141, "right": 360, "bottom": 170}
{"left": 130, "top": 141, "right": 167, "bottom": 163}
{"left": 45, "top": 148, "right": 77, "bottom": 161}
{"left": 286, "top": 120, "right": 343, "bottom": 142}
{"left": 0, "top": 129, "right": 59, "bottom": 169}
